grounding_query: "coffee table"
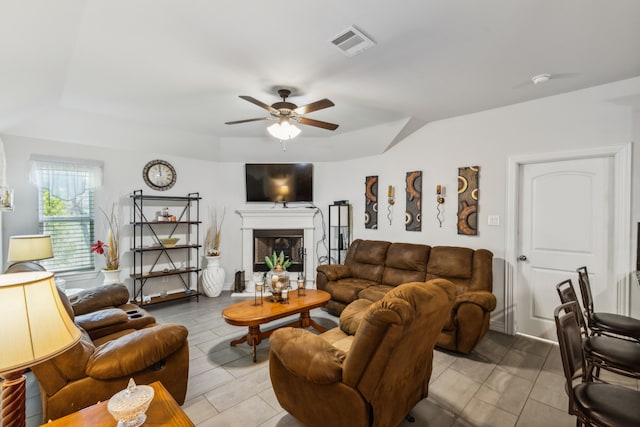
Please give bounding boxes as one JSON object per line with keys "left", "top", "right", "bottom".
{"left": 222, "top": 289, "right": 331, "bottom": 362}
{"left": 39, "top": 381, "right": 193, "bottom": 426}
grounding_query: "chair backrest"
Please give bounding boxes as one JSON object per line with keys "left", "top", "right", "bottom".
{"left": 342, "top": 279, "right": 455, "bottom": 427}
{"left": 555, "top": 279, "right": 588, "bottom": 335}
{"left": 576, "top": 266, "right": 595, "bottom": 317}
{"left": 554, "top": 301, "right": 588, "bottom": 415}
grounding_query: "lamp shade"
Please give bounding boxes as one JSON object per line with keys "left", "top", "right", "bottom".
{"left": 7, "top": 235, "right": 54, "bottom": 263}
{"left": 0, "top": 271, "right": 81, "bottom": 374}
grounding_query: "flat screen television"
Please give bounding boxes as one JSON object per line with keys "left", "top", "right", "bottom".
{"left": 245, "top": 163, "right": 313, "bottom": 204}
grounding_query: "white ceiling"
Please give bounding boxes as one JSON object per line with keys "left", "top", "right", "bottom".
{"left": 2, "top": 0, "right": 640, "bottom": 161}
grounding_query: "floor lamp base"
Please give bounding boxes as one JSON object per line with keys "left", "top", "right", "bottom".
{"left": 1, "top": 370, "right": 26, "bottom": 427}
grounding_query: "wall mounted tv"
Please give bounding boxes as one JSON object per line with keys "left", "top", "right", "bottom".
{"left": 245, "top": 163, "right": 313, "bottom": 205}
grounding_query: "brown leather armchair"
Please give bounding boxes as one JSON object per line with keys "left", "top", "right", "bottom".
{"left": 68, "top": 283, "right": 156, "bottom": 339}
{"left": 31, "top": 286, "right": 189, "bottom": 421}
{"left": 269, "top": 279, "right": 456, "bottom": 427}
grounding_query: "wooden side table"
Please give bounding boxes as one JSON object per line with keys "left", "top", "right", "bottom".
{"left": 40, "top": 381, "right": 193, "bottom": 426}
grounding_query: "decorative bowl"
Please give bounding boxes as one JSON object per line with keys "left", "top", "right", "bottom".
{"left": 160, "top": 237, "right": 180, "bottom": 248}
{"left": 107, "top": 379, "right": 154, "bottom": 427}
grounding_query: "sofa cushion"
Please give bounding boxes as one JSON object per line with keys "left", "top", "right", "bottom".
{"left": 381, "top": 243, "right": 430, "bottom": 286}
{"left": 427, "top": 246, "right": 474, "bottom": 279}
{"left": 385, "top": 243, "right": 430, "bottom": 271}
{"left": 352, "top": 240, "right": 391, "bottom": 265}
{"left": 340, "top": 299, "right": 375, "bottom": 335}
{"left": 270, "top": 328, "right": 346, "bottom": 384}
{"left": 325, "top": 279, "right": 377, "bottom": 305}
{"left": 70, "top": 283, "right": 130, "bottom": 315}
{"left": 349, "top": 240, "right": 391, "bottom": 282}
{"left": 87, "top": 323, "right": 188, "bottom": 379}
{"left": 358, "top": 285, "right": 394, "bottom": 303}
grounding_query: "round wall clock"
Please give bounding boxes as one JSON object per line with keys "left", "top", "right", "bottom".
{"left": 143, "top": 159, "right": 177, "bottom": 191}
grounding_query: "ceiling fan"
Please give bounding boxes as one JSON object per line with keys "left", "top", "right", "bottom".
{"left": 225, "top": 89, "right": 339, "bottom": 139}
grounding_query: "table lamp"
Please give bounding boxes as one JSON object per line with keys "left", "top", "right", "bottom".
{"left": 0, "top": 271, "right": 81, "bottom": 427}
{"left": 6, "top": 235, "right": 54, "bottom": 273}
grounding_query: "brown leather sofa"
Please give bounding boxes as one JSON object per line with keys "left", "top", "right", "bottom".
{"left": 31, "top": 286, "right": 189, "bottom": 421}
{"left": 269, "top": 279, "right": 456, "bottom": 427}
{"left": 68, "top": 283, "right": 156, "bottom": 339}
{"left": 316, "top": 239, "right": 495, "bottom": 354}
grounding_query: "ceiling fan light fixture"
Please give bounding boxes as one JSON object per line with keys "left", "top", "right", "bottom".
{"left": 268, "top": 119, "right": 301, "bottom": 141}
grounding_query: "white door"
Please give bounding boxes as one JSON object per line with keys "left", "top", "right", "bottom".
{"left": 516, "top": 157, "right": 613, "bottom": 339}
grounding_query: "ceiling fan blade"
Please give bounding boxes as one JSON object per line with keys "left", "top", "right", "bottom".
{"left": 239, "top": 96, "right": 280, "bottom": 115}
{"left": 293, "top": 98, "right": 335, "bottom": 115}
{"left": 296, "top": 117, "right": 339, "bottom": 131}
{"left": 225, "top": 117, "right": 269, "bottom": 125}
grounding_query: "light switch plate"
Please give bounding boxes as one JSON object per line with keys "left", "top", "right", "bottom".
{"left": 488, "top": 215, "right": 500, "bottom": 226}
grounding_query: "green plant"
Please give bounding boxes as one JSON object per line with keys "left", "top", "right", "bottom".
{"left": 264, "top": 251, "right": 292, "bottom": 270}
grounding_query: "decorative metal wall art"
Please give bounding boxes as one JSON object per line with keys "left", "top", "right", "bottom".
{"left": 436, "top": 184, "right": 445, "bottom": 227}
{"left": 387, "top": 185, "right": 395, "bottom": 225}
{"left": 405, "top": 171, "right": 422, "bottom": 231}
{"left": 364, "top": 176, "right": 378, "bottom": 229}
{"left": 457, "top": 166, "right": 479, "bottom": 235}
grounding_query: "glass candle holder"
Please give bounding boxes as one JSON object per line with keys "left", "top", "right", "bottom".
{"left": 281, "top": 287, "right": 289, "bottom": 304}
{"left": 297, "top": 279, "right": 305, "bottom": 296}
{"left": 255, "top": 282, "right": 263, "bottom": 306}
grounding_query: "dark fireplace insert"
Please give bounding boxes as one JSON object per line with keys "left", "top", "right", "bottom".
{"left": 253, "top": 229, "right": 304, "bottom": 273}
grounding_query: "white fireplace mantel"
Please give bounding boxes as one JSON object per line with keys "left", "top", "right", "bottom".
{"left": 237, "top": 208, "right": 317, "bottom": 293}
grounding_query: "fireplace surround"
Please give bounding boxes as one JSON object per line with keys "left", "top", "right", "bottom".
{"left": 237, "top": 209, "right": 317, "bottom": 293}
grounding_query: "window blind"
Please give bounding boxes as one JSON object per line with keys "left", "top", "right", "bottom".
{"left": 31, "top": 158, "right": 102, "bottom": 272}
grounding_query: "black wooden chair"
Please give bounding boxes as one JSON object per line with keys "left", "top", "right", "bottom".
{"left": 554, "top": 301, "right": 640, "bottom": 426}
{"left": 576, "top": 266, "right": 640, "bottom": 341}
{"left": 556, "top": 279, "right": 640, "bottom": 381}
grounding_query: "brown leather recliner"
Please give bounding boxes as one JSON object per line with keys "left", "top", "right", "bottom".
{"left": 269, "top": 279, "right": 456, "bottom": 427}
{"left": 68, "top": 283, "right": 156, "bottom": 339}
{"left": 31, "top": 286, "right": 189, "bottom": 421}
{"left": 316, "top": 239, "right": 495, "bottom": 354}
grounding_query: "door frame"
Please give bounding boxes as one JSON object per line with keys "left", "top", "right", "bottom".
{"left": 504, "top": 143, "right": 632, "bottom": 335}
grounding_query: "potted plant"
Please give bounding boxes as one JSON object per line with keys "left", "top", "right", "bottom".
{"left": 265, "top": 251, "right": 292, "bottom": 301}
{"left": 204, "top": 207, "right": 226, "bottom": 257}
{"left": 202, "top": 207, "right": 226, "bottom": 297}
{"left": 91, "top": 203, "right": 120, "bottom": 284}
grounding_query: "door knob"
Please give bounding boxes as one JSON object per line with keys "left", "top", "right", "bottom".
{"left": 518, "top": 255, "right": 527, "bottom": 261}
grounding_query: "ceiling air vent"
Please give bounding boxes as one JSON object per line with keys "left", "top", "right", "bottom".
{"left": 330, "top": 26, "right": 376, "bottom": 57}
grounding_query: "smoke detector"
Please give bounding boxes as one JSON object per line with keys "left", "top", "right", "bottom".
{"left": 531, "top": 74, "right": 551, "bottom": 85}
{"left": 330, "top": 26, "right": 376, "bottom": 57}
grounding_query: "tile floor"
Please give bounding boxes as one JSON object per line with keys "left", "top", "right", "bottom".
{"left": 18, "top": 291, "right": 640, "bottom": 426}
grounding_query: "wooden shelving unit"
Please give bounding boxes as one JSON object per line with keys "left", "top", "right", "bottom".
{"left": 130, "top": 190, "right": 202, "bottom": 306}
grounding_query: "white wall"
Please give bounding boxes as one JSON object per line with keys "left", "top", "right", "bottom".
{"left": 2, "top": 76, "right": 639, "bottom": 327}
{"left": 1, "top": 135, "right": 234, "bottom": 298}
{"left": 314, "top": 76, "right": 640, "bottom": 325}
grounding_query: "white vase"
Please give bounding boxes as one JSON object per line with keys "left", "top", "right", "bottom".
{"left": 102, "top": 269, "right": 121, "bottom": 285}
{"left": 202, "top": 255, "right": 225, "bottom": 297}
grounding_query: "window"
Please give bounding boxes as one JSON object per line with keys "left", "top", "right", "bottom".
{"left": 30, "top": 157, "right": 103, "bottom": 272}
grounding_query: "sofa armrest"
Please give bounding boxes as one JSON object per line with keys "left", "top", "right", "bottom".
{"left": 86, "top": 323, "right": 188, "bottom": 379}
{"left": 317, "top": 264, "right": 352, "bottom": 281}
{"left": 270, "top": 327, "right": 346, "bottom": 384}
{"left": 454, "top": 291, "right": 497, "bottom": 312}
{"left": 74, "top": 308, "right": 129, "bottom": 331}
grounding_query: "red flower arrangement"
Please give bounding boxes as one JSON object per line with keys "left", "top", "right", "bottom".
{"left": 91, "top": 203, "right": 120, "bottom": 270}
